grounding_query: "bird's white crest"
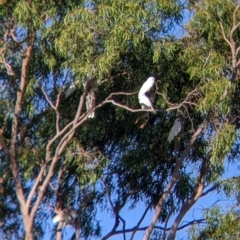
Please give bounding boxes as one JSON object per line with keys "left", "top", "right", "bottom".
{"left": 167, "top": 118, "right": 182, "bottom": 143}
{"left": 139, "top": 94, "right": 153, "bottom": 109}
{"left": 138, "top": 76, "right": 156, "bottom": 98}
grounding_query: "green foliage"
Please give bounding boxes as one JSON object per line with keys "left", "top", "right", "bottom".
{"left": 189, "top": 206, "right": 240, "bottom": 240}
{"left": 211, "top": 123, "right": 236, "bottom": 165}
{"left": 65, "top": 138, "right": 109, "bottom": 187}
{"left": 55, "top": 0, "right": 183, "bottom": 77}
{"left": 198, "top": 78, "right": 231, "bottom": 113}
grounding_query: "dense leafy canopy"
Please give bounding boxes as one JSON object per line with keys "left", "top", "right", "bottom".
{"left": 0, "top": 0, "right": 240, "bottom": 239}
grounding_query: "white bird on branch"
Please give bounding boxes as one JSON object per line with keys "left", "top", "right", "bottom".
{"left": 139, "top": 75, "right": 156, "bottom": 97}
{"left": 138, "top": 75, "right": 156, "bottom": 110}
{"left": 139, "top": 94, "right": 154, "bottom": 109}
{"left": 53, "top": 207, "right": 76, "bottom": 226}
{"left": 167, "top": 118, "right": 182, "bottom": 143}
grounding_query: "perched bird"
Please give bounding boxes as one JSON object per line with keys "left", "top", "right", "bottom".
{"left": 167, "top": 118, "right": 182, "bottom": 143}
{"left": 138, "top": 75, "right": 156, "bottom": 98}
{"left": 83, "top": 75, "right": 97, "bottom": 118}
{"left": 65, "top": 82, "right": 77, "bottom": 98}
{"left": 53, "top": 207, "right": 76, "bottom": 226}
{"left": 138, "top": 75, "right": 156, "bottom": 110}
{"left": 139, "top": 94, "right": 154, "bottom": 109}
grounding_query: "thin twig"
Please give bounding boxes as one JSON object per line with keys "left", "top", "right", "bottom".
{"left": 41, "top": 87, "right": 56, "bottom": 110}
{"left": 130, "top": 205, "right": 151, "bottom": 240}
{"left": 103, "top": 219, "right": 205, "bottom": 239}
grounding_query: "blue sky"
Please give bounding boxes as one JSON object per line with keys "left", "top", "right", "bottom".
{"left": 42, "top": 160, "right": 239, "bottom": 240}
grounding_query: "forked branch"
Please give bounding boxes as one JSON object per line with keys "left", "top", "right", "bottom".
{"left": 167, "top": 155, "right": 210, "bottom": 240}
{"left": 143, "top": 120, "right": 207, "bottom": 240}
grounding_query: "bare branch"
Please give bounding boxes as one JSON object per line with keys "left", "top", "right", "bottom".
{"left": 163, "top": 193, "right": 175, "bottom": 240}
{"left": 101, "top": 180, "right": 129, "bottom": 240}
{"left": 119, "top": 216, "right": 126, "bottom": 240}
{"left": 167, "top": 155, "right": 210, "bottom": 240}
{"left": 55, "top": 94, "right": 61, "bottom": 133}
{"left": 236, "top": 57, "right": 240, "bottom": 67}
{"left": 236, "top": 45, "right": 240, "bottom": 56}
{"left": 230, "top": 4, "right": 240, "bottom": 44}
{"left": 104, "top": 219, "right": 205, "bottom": 239}
{"left": 30, "top": 91, "right": 92, "bottom": 222}
{"left": 41, "top": 88, "right": 62, "bottom": 133}
{"left": 10, "top": 30, "right": 21, "bottom": 44}
{"left": 8, "top": 33, "right": 35, "bottom": 237}
{"left": 157, "top": 86, "right": 201, "bottom": 113}
{"left": 200, "top": 176, "right": 240, "bottom": 198}
{"left": 219, "top": 22, "right": 232, "bottom": 48}
{"left": 27, "top": 163, "right": 47, "bottom": 213}
{"left": 143, "top": 120, "right": 207, "bottom": 240}
{"left": 0, "top": 135, "right": 10, "bottom": 156}
{"left": 105, "top": 99, "right": 156, "bottom": 113}
{"left": 99, "top": 71, "right": 129, "bottom": 85}
{"left": 41, "top": 87, "right": 57, "bottom": 110}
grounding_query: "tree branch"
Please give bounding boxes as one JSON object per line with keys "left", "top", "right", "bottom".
{"left": 157, "top": 86, "right": 201, "bottom": 112}
{"left": 101, "top": 180, "right": 129, "bottom": 240}
{"left": 167, "top": 155, "right": 210, "bottom": 240}
{"left": 105, "top": 99, "right": 156, "bottom": 113}
{"left": 27, "top": 162, "right": 47, "bottom": 212}
{"left": 130, "top": 205, "right": 151, "bottom": 240}
{"left": 219, "top": 22, "right": 232, "bottom": 48}
{"left": 9, "top": 33, "right": 35, "bottom": 234}
{"left": 143, "top": 120, "right": 207, "bottom": 240}
{"left": 200, "top": 176, "right": 240, "bottom": 198}
{"left": 41, "top": 86, "right": 57, "bottom": 110}
{"left": 102, "top": 219, "right": 205, "bottom": 239}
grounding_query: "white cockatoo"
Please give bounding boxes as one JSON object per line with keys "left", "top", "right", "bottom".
{"left": 139, "top": 94, "right": 154, "bottom": 109}
{"left": 138, "top": 75, "right": 156, "bottom": 110}
{"left": 65, "top": 82, "right": 77, "bottom": 98}
{"left": 138, "top": 76, "right": 156, "bottom": 97}
{"left": 167, "top": 118, "right": 182, "bottom": 143}
{"left": 53, "top": 208, "right": 76, "bottom": 226}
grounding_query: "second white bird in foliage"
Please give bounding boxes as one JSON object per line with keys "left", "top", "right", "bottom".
{"left": 167, "top": 118, "right": 182, "bottom": 143}
{"left": 65, "top": 82, "right": 77, "bottom": 98}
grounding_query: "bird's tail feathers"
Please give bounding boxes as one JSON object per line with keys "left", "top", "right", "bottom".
{"left": 88, "top": 112, "right": 95, "bottom": 118}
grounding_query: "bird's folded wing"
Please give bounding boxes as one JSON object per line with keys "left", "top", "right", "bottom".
{"left": 52, "top": 215, "right": 61, "bottom": 223}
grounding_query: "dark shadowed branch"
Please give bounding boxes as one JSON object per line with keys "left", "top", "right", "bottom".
{"left": 101, "top": 218, "right": 205, "bottom": 239}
